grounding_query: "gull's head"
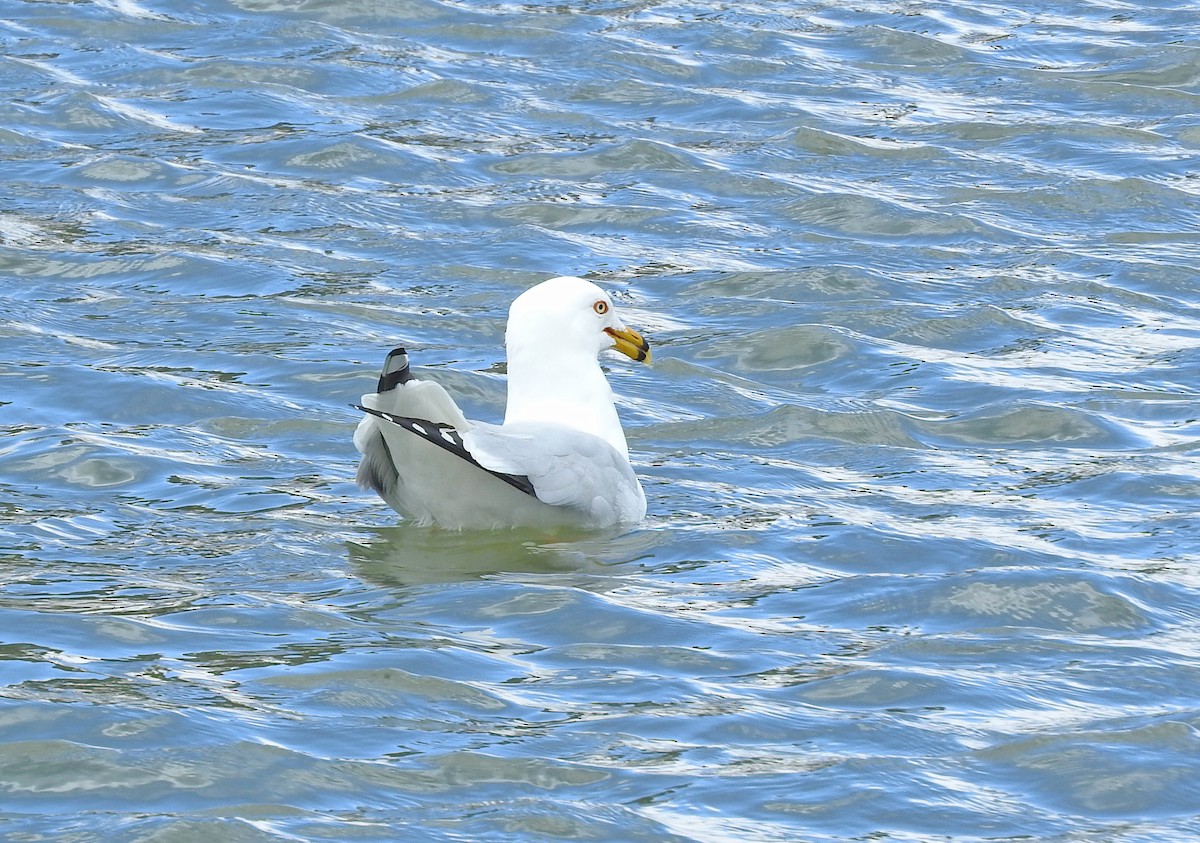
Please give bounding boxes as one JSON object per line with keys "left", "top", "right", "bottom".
{"left": 506, "top": 276, "right": 651, "bottom": 364}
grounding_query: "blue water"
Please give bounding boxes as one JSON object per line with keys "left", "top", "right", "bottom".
{"left": 3, "top": 0, "right": 1200, "bottom": 840}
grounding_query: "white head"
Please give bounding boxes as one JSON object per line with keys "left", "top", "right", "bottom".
{"left": 506, "top": 276, "right": 650, "bottom": 365}
{"left": 503, "top": 276, "right": 650, "bottom": 456}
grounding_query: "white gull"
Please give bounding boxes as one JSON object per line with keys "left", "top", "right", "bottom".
{"left": 354, "top": 276, "right": 651, "bottom": 529}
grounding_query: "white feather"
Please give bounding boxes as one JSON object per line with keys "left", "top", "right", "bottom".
{"left": 353, "top": 277, "right": 649, "bottom": 530}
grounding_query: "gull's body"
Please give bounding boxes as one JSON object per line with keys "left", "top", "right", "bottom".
{"left": 353, "top": 277, "right": 650, "bottom": 530}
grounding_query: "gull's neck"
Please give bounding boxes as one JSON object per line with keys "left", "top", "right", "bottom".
{"left": 504, "top": 346, "right": 629, "bottom": 459}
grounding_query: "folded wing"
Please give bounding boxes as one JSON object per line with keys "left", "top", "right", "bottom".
{"left": 353, "top": 348, "right": 645, "bottom": 529}
{"left": 464, "top": 421, "right": 645, "bottom": 525}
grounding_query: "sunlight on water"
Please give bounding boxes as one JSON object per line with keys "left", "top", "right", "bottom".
{"left": 3, "top": 0, "right": 1200, "bottom": 841}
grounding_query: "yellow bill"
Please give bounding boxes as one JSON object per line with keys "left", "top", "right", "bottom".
{"left": 605, "top": 326, "right": 651, "bottom": 363}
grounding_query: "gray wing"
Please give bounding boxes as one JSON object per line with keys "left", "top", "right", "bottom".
{"left": 462, "top": 421, "right": 646, "bottom": 525}
{"left": 355, "top": 405, "right": 537, "bottom": 497}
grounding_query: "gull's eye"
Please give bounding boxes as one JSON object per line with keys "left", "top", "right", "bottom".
{"left": 593, "top": 300, "right": 609, "bottom": 315}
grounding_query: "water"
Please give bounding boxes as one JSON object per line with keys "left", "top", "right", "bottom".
{"left": 3, "top": 0, "right": 1200, "bottom": 840}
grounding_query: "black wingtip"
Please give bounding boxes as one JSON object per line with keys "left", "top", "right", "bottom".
{"left": 377, "top": 347, "right": 415, "bottom": 393}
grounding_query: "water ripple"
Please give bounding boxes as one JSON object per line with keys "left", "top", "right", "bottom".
{"left": 4, "top": 0, "right": 1200, "bottom": 841}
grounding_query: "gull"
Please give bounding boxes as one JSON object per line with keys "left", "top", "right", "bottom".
{"left": 353, "top": 276, "right": 651, "bottom": 529}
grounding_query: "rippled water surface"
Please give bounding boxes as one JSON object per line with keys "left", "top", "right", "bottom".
{"left": 4, "top": 0, "right": 1200, "bottom": 840}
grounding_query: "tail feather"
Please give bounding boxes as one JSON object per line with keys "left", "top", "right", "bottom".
{"left": 355, "top": 348, "right": 411, "bottom": 498}
{"left": 354, "top": 345, "right": 475, "bottom": 513}
{"left": 356, "top": 429, "right": 399, "bottom": 496}
{"left": 376, "top": 347, "right": 414, "bottom": 393}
